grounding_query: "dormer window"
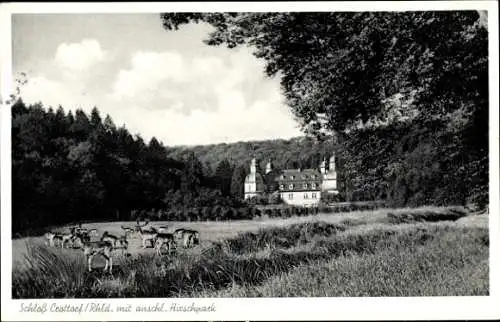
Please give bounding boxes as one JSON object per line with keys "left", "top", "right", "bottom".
{"left": 279, "top": 184, "right": 284, "bottom": 190}
{"left": 311, "top": 175, "right": 316, "bottom": 179}
{"left": 289, "top": 184, "right": 294, "bottom": 190}
{"left": 311, "top": 183, "right": 317, "bottom": 189}
{"left": 303, "top": 183, "right": 308, "bottom": 189}
{"left": 281, "top": 175, "right": 285, "bottom": 180}
{"left": 290, "top": 175, "right": 295, "bottom": 180}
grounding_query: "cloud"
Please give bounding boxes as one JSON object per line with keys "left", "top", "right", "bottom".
{"left": 19, "top": 37, "right": 302, "bottom": 146}
{"left": 104, "top": 47, "right": 301, "bottom": 145}
{"left": 55, "top": 39, "right": 109, "bottom": 73}
{"left": 105, "top": 80, "right": 300, "bottom": 146}
{"left": 109, "top": 51, "right": 186, "bottom": 101}
{"left": 20, "top": 76, "right": 96, "bottom": 112}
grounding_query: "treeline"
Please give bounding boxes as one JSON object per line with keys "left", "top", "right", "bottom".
{"left": 11, "top": 99, "right": 249, "bottom": 234}
{"left": 165, "top": 136, "right": 335, "bottom": 176}
{"left": 166, "top": 117, "right": 488, "bottom": 210}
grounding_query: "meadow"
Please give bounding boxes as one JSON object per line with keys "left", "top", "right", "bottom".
{"left": 11, "top": 206, "right": 489, "bottom": 298}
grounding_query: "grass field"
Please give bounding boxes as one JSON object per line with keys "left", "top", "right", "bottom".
{"left": 11, "top": 206, "right": 489, "bottom": 298}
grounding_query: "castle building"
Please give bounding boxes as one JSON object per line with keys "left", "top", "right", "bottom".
{"left": 243, "top": 155, "right": 339, "bottom": 206}
{"left": 244, "top": 158, "right": 266, "bottom": 200}
{"left": 276, "top": 168, "right": 323, "bottom": 207}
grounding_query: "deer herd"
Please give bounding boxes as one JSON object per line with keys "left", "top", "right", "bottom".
{"left": 43, "top": 219, "right": 200, "bottom": 274}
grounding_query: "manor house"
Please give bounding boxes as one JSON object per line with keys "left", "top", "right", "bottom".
{"left": 244, "top": 156, "right": 338, "bottom": 207}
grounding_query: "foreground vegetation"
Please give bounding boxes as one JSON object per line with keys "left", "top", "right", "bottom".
{"left": 12, "top": 207, "right": 488, "bottom": 298}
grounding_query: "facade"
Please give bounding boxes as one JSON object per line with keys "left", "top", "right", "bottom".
{"left": 243, "top": 155, "right": 339, "bottom": 206}
{"left": 276, "top": 169, "right": 323, "bottom": 207}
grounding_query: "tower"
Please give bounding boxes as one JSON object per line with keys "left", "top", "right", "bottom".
{"left": 329, "top": 154, "right": 336, "bottom": 172}
{"left": 250, "top": 158, "right": 257, "bottom": 174}
{"left": 320, "top": 158, "right": 326, "bottom": 174}
{"left": 322, "top": 154, "right": 338, "bottom": 194}
{"left": 244, "top": 157, "right": 265, "bottom": 199}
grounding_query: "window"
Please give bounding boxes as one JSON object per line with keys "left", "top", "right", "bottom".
{"left": 291, "top": 175, "right": 295, "bottom": 180}
{"left": 289, "top": 184, "right": 294, "bottom": 190}
{"left": 279, "top": 184, "right": 284, "bottom": 190}
{"left": 281, "top": 175, "right": 285, "bottom": 180}
{"left": 311, "top": 183, "right": 316, "bottom": 189}
{"left": 311, "top": 174, "right": 316, "bottom": 179}
{"left": 312, "top": 193, "right": 317, "bottom": 199}
{"left": 288, "top": 193, "right": 293, "bottom": 200}
{"left": 303, "top": 183, "right": 308, "bottom": 189}
{"left": 304, "top": 193, "right": 308, "bottom": 199}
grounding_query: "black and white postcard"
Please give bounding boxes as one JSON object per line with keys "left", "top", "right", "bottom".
{"left": 1, "top": 1, "right": 499, "bottom": 321}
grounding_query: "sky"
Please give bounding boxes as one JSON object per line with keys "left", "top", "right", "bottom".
{"left": 12, "top": 14, "right": 303, "bottom": 146}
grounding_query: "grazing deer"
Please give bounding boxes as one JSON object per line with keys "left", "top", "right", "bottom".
{"left": 181, "top": 229, "right": 200, "bottom": 248}
{"left": 173, "top": 228, "right": 187, "bottom": 240}
{"left": 120, "top": 224, "right": 135, "bottom": 235}
{"left": 60, "top": 228, "right": 77, "bottom": 249}
{"left": 154, "top": 233, "right": 176, "bottom": 256}
{"left": 81, "top": 241, "right": 114, "bottom": 273}
{"left": 121, "top": 218, "right": 150, "bottom": 237}
{"left": 101, "top": 231, "right": 128, "bottom": 254}
{"left": 114, "top": 234, "right": 129, "bottom": 255}
{"left": 137, "top": 226, "right": 158, "bottom": 249}
{"left": 135, "top": 218, "right": 149, "bottom": 232}
{"left": 63, "top": 224, "right": 93, "bottom": 247}
{"left": 71, "top": 230, "right": 92, "bottom": 248}
{"left": 101, "top": 231, "right": 121, "bottom": 247}
{"left": 77, "top": 227, "right": 98, "bottom": 237}
{"left": 44, "top": 232, "right": 62, "bottom": 247}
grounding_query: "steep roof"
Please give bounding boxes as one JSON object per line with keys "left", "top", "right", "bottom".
{"left": 276, "top": 169, "right": 322, "bottom": 182}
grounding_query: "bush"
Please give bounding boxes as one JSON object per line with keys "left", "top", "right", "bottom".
{"left": 268, "top": 192, "right": 282, "bottom": 205}
{"left": 387, "top": 207, "right": 468, "bottom": 224}
{"left": 253, "top": 208, "right": 262, "bottom": 219}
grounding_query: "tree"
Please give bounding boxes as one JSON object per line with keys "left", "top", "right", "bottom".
{"left": 90, "top": 106, "right": 103, "bottom": 130}
{"left": 69, "top": 109, "right": 91, "bottom": 142}
{"left": 230, "top": 165, "right": 247, "bottom": 199}
{"left": 161, "top": 11, "right": 486, "bottom": 135}
{"left": 181, "top": 152, "right": 204, "bottom": 194}
{"left": 215, "top": 159, "right": 233, "bottom": 196}
{"left": 103, "top": 114, "right": 117, "bottom": 134}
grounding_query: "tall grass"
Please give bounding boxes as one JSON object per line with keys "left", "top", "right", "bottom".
{"left": 201, "top": 225, "right": 488, "bottom": 297}
{"left": 212, "top": 221, "right": 354, "bottom": 255}
{"left": 12, "top": 243, "right": 98, "bottom": 298}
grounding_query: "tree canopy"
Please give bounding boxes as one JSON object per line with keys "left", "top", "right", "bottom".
{"left": 160, "top": 12, "right": 487, "bottom": 134}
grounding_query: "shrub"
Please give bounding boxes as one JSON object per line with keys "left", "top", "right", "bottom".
{"left": 387, "top": 207, "right": 468, "bottom": 224}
